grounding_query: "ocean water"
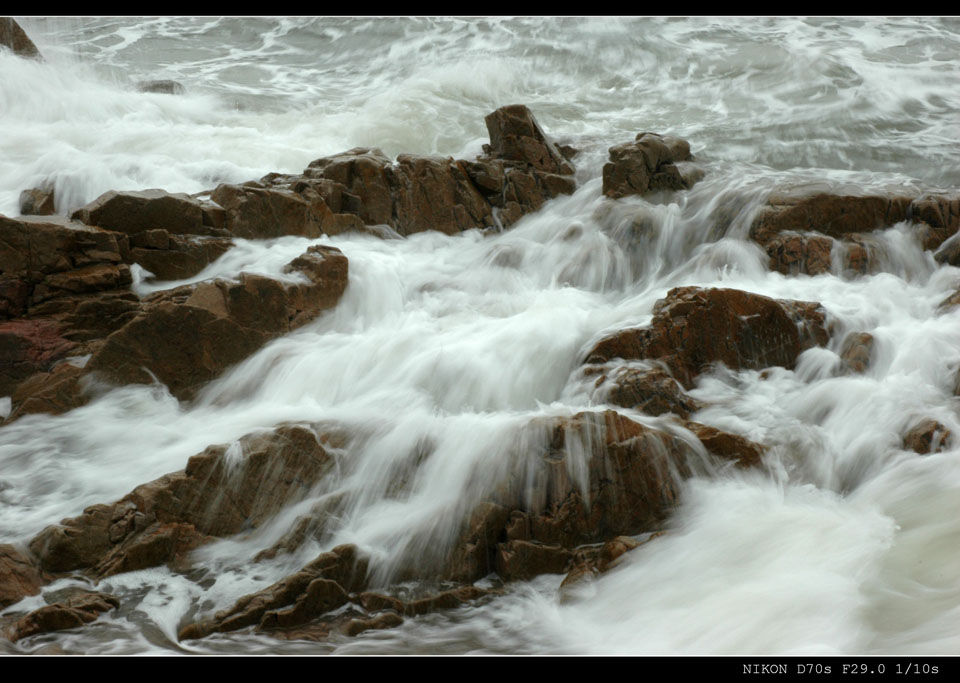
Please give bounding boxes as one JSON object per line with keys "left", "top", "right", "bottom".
{"left": 1, "top": 16, "right": 960, "bottom": 655}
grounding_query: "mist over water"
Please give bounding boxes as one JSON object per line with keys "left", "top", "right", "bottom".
{"left": 2, "top": 17, "right": 960, "bottom": 655}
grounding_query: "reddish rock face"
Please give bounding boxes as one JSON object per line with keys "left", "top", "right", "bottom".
{"left": 0, "top": 17, "right": 42, "bottom": 60}
{"left": 209, "top": 184, "right": 324, "bottom": 239}
{"left": 71, "top": 189, "right": 220, "bottom": 237}
{"left": 585, "top": 287, "right": 829, "bottom": 389}
{"left": 0, "top": 319, "right": 76, "bottom": 396}
{"left": 19, "top": 187, "right": 56, "bottom": 216}
{"left": 903, "top": 418, "right": 952, "bottom": 455}
{"left": 594, "top": 366, "right": 702, "bottom": 418}
{"left": 482, "top": 104, "right": 573, "bottom": 176}
{"left": 602, "top": 132, "right": 699, "bottom": 199}
{"left": 28, "top": 425, "right": 337, "bottom": 577}
{"left": 3, "top": 590, "right": 119, "bottom": 642}
{"left": 0, "top": 544, "right": 46, "bottom": 609}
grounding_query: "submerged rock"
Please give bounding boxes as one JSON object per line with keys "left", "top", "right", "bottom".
{"left": 585, "top": 286, "right": 829, "bottom": 389}
{"left": 3, "top": 590, "right": 119, "bottom": 642}
{"left": 903, "top": 418, "right": 952, "bottom": 455}
{"left": 136, "top": 79, "right": 185, "bottom": 95}
{"left": 838, "top": 331, "right": 874, "bottom": 375}
{"left": 0, "top": 17, "right": 41, "bottom": 60}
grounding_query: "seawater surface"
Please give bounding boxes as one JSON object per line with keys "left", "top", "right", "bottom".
{"left": 2, "top": 16, "right": 960, "bottom": 655}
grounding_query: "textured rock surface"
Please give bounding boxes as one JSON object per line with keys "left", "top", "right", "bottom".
{"left": 0, "top": 17, "right": 41, "bottom": 60}
{"left": 602, "top": 132, "right": 699, "bottom": 199}
{"left": 903, "top": 418, "right": 951, "bottom": 455}
{"left": 71, "top": 189, "right": 221, "bottom": 237}
{"left": 0, "top": 544, "right": 46, "bottom": 609}
{"left": 3, "top": 590, "right": 119, "bottom": 642}
{"left": 585, "top": 287, "right": 829, "bottom": 388}
{"left": 19, "top": 187, "right": 56, "bottom": 216}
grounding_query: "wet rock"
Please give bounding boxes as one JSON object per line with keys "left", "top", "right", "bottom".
{"left": 442, "top": 502, "right": 511, "bottom": 583}
{"left": 560, "top": 534, "right": 661, "bottom": 596}
{"left": 682, "top": 421, "right": 765, "bottom": 468}
{"left": 209, "top": 184, "right": 323, "bottom": 239}
{"left": 84, "top": 244, "right": 347, "bottom": 400}
{"left": 71, "top": 189, "right": 225, "bottom": 238}
{"left": 341, "top": 611, "right": 404, "bottom": 638}
{"left": 0, "top": 17, "right": 41, "bottom": 60}
{"left": 19, "top": 187, "right": 56, "bottom": 216}
{"left": 903, "top": 418, "right": 952, "bottom": 455}
{"left": 495, "top": 540, "right": 572, "bottom": 581}
{"left": 594, "top": 365, "right": 702, "bottom": 418}
{"left": 28, "top": 425, "right": 337, "bottom": 577}
{"left": 0, "top": 544, "right": 46, "bottom": 609}
{"left": 764, "top": 233, "right": 834, "bottom": 276}
{"left": 584, "top": 286, "right": 829, "bottom": 389}
{"left": 7, "top": 363, "right": 87, "bottom": 421}
{"left": 1, "top": 215, "right": 129, "bottom": 318}
{"left": 178, "top": 544, "right": 367, "bottom": 640}
{"left": 129, "top": 233, "right": 233, "bottom": 281}
{"left": 602, "top": 132, "right": 698, "bottom": 199}
{"left": 911, "top": 192, "right": 960, "bottom": 251}
{"left": 838, "top": 332, "right": 874, "bottom": 374}
{"left": 3, "top": 590, "right": 119, "bottom": 642}
{"left": 306, "top": 148, "right": 395, "bottom": 227}
{"left": 389, "top": 155, "right": 495, "bottom": 235}
{"left": 136, "top": 79, "right": 184, "bottom": 95}
{"left": 482, "top": 104, "right": 573, "bottom": 175}
{"left": 0, "top": 319, "right": 76, "bottom": 396}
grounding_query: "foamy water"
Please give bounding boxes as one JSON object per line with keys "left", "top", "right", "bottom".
{"left": 2, "top": 17, "right": 960, "bottom": 655}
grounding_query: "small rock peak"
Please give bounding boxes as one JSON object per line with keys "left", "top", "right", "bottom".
{"left": 0, "top": 17, "right": 42, "bottom": 61}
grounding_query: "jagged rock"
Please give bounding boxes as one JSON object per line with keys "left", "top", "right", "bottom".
{"left": 3, "top": 590, "right": 118, "bottom": 642}
{"left": 7, "top": 363, "right": 87, "bottom": 421}
{"left": 306, "top": 148, "right": 395, "bottom": 227}
{"left": 903, "top": 418, "right": 951, "bottom": 455}
{"left": 1, "top": 215, "right": 129, "bottom": 319}
{"left": 136, "top": 79, "right": 184, "bottom": 95}
{"left": 481, "top": 104, "right": 573, "bottom": 175}
{"left": 71, "top": 189, "right": 225, "bottom": 238}
{"left": 84, "top": 244, "right": 347, "bottom": 400}
{"left": 209, "top": 184, "right": 323, "bottom": 239}
{"left": 28, "top": 425, "right": 337, "bottom": 577}
{"left": 0, "top": 17, "right": 41, "bottom": 60}
{"left": 682, "top": 421, "right": 765, "bottom": 468}
{"left": 389, "top": 155, "right": 494, "bottom": 235}
{"left": 764, "top": 233, "right": 834, "bottom": 276}
{"left": 0, "top": 319, "right": 76, "bottom": 396}
{"left": 178, "top": 544, "right": 367, "bottom": 640}
{"left": 585, "top": 287, "right": 829, "bottom": 389}
{"left": 593, "top": 365, "right": 702, "bottom": 418}
{"left": 19, "top": 187, "right": 55, "bottom": 216}
{"left": 495, "top": 540, "right": 572, "bottom": 581}
{"left": 560, "top": 533, "right": 663, "bottom": 597}
{"left": 0, "top": 544, "right": 45, "bottom": 609}
{"left": 129, "top": 233, "right": 233, "bottom": 281}
{"left": 602, "top": 132, "right": 699, "bottom": 199}
{"left": 838, "top": 332, "right": 874, "bottom": 374}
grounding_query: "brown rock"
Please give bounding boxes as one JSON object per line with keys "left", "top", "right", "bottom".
{"left": 28, "top": 425, "right": 337, "bottom": 577}
{"left": 130, "top": 234, "right": 232, "bottom": 281}
{"left": 764, "top": 233, "right": 834, "bottom": 276}
{"left": 838, "top": 332, "right": 874, "bottom": 374}
{"left": 683, "top": 421, "right": 765, "bottom": 468}
{"left": 911, "top": 193, "right": 960, "bottom": 251}
{"left": 4, "top": 590, "right": 118, "bottom": 642}
{"left": 596, "top": 365, "right": 702, "bottom": 418}
{"left": 19, "top": 187, "right": 55, "bottom": 216}
{"left": 482, "top": 104, "right": 573, "bottom": 175}
{"left": 85, "top": 245, "right": 347, "bottom": 400}
{"left": 585, "top": 287, "right": 829, "bottom": 389}
{"left": 0, "top": 544, "right": 45, "bottom": 609}
{"left": 0, "top": 17, "right": 41, "bottom": 60}
{"left": 388, "top": 155, "right": 495, "bottom": 235}
{"left": 209, "top": 184, "right": 323, "bottom": 239}
{"left": 0, "top": 319, "right": 76, "bottom": 395}
{"left": 71, "top": 189, "right": 219, "bottom": 237}
{"left": 602, "top": 132, "right": 698, "bottom": 199}
{"left": 495, "top": 540, "right": 571, "bottom": 581}
{"left": 903, "top": 418, "right": 952, "bottom": 455}
{"left": 341, "top": 611, "right": 404, "bottom": 637}
{"left": 178, "top": 544, "right": 367, "bottom": 640}
{"left": 7, "top": 362, "right": 88, "bottom": 421}
{"left": 306, "top": 148, "right": 395, "bottom": 227}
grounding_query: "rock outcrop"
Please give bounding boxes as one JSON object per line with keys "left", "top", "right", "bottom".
{"left": 0, "top": 544, "right": 46, "bottom": 609}
{"left": 137, "top": 80, "right": 184, "bottom": 95}
{"left": 903, "top": 418, "right": 951, "bottom": 455}
{"left": 0, "top": 17, "right": 41, "bottom": 60}
{"left": 19, "top": 187, "right": 56, "bottom": 216}
{"left": 602, "top": 132, "right": 701, "bottom": 199}
{"left": 585, "top": 287, "right": 829, "bottom": 389}
{"left": 2, "top": 589, "right": 119, "bottom": 642}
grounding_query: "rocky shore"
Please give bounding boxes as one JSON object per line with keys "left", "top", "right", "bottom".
{"left": 2, "top": 18, "right": 959, "bottom": 651}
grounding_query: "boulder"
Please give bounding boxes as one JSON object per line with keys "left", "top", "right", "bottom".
{"left": 602, "top": 132, "right": 699, "bottom": 199}
{"left": 903, "top": 418, "right": 951, "bottom": 455}
{"left": 682, "top": 421, "right": 765, "bottom": 468}
{"left": 71, "top": 189, "right": 222, "bottom": 237}
{"left": 481, "top": 104, "right": 573, "bottom": 175}
{"left": 305, "top": 148, "right": 395, "bottom": 227}
{"left": 129, "top": 233, "right": 233, "bottom": 281}
{"left": 592, "top": 365, "right": 702, "bottom": 418}
{"left": 388, "top": 155, "right": 494, "bottom": 235}
{"left": 19, "top": 187, "right": 55, "bottom": 216}
{"left": 0, "top": 319, "right": 76, "bottom": 396}
{"left": 209, "top": 184, "right": 323, "bottom": 239}
{"left": 3, "top": 590, "right": 118, "bottom": 642}
{"left": 764, "top": 233, "right": 834, "bottom": 276}
{"left": 84, "top": 244, "right": 347, "bottom": 400}
{"left": 0, "top": 17, "right": 41, "bottom": 60}
{"left": 585, "top": 287, "right": 829, "bottom": 388}
{"left": 0, "top": 544, "right": 45, "bottom": 609}
{"left": 28, "top": 425, "right": 337, "bottom": 577}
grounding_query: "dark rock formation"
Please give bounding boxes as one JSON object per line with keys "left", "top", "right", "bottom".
{"left": 602, "top": 132, "right": 700, "bottom": 199}
{"left": 0, "top": 544, "right": 46, "bottom": 609}
{"left": 137, "top": 80, "right": 185, "bottom": 95}
{"left": 585, "top": 287, "right": 829, "bottom": 389}
{"left": 0, "top": 17, "right": 41, "bottom": 60}
{"left": 3, "top": 590, "right": 118, "bottom": 642}
{"left": 19, "top": 187, "right": 55, "bottom": 216}
{"left": 592, "top": 365, "right": 702, "bottom": 418}
{"left": 903, "top": 418, "right": 951, "bottom": 455}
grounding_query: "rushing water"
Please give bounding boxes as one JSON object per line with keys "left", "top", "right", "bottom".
{"left": 2, "top": 16, "right": 960, "bottom": 655}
